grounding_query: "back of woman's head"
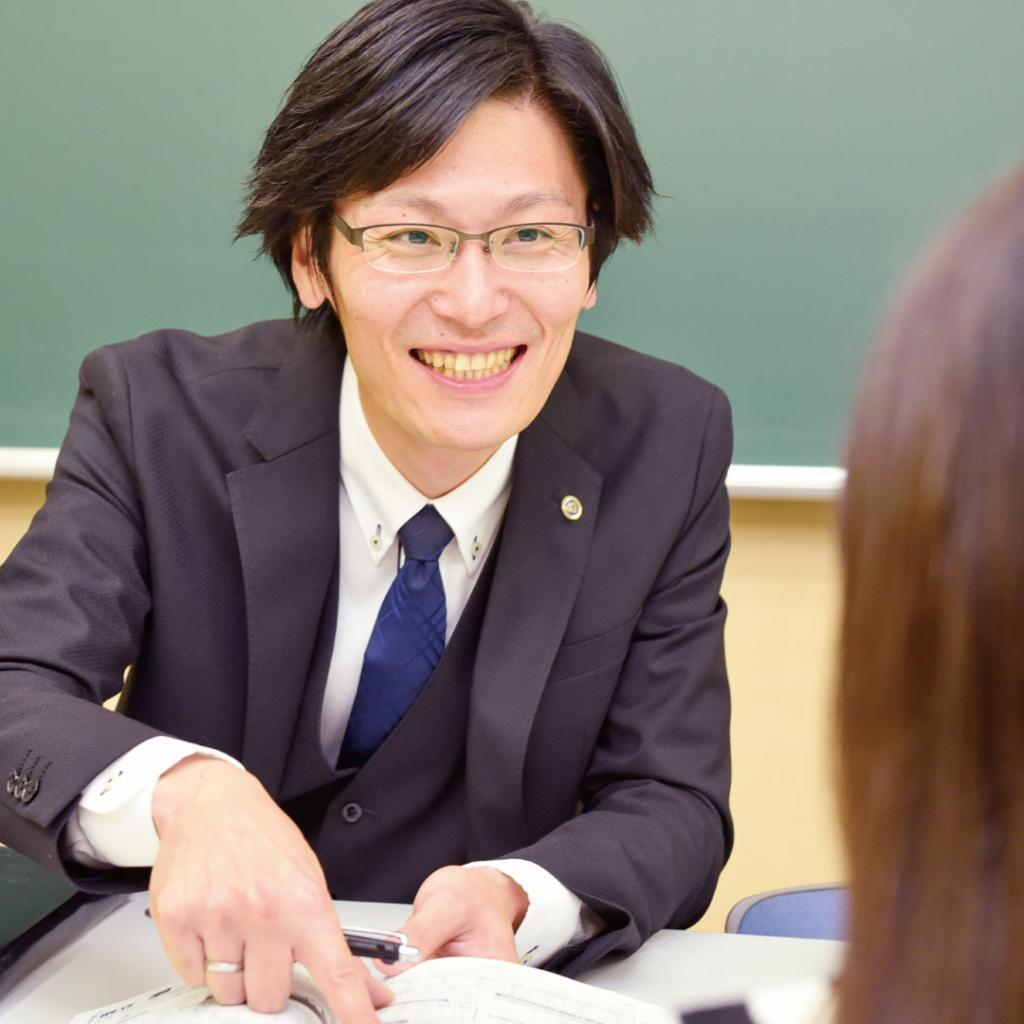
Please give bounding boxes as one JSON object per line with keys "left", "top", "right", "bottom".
{"left": 838, "top": 163, "right": 1024, "bottom": 1024}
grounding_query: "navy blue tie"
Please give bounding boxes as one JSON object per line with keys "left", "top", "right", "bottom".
{"left": 338, "top": 505, "right": 454, "bottom": 768}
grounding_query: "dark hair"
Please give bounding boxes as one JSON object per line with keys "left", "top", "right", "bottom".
{"left": 837, "top": 163, "right": 1024, "bottom": 1024}
{"left": 236, "top": 0, "right": 654, "bottom": 328}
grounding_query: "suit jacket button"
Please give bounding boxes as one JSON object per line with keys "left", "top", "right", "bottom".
{"left": 341, "top": 802, "right": 363, "bottom": 824}
{"left": 19, "top": 778, "right": 39, "bottom": 804}
{"left": 6, "top": 771, "right": 21, "bottom": 796}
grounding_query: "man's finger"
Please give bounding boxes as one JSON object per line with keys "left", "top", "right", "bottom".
{"left": 240, "top": 938, "right": 297, "bottom": 1015}
{"left": 300, "top": 929, "right": 392, "bottom": 1023}
{"left": 202, "top": 941, "right": 246, "bottom": 1006}
{"left": 152, "top": 912, "right": 206, "bottom": 989}
{"left": 380, "top": 889, "right": 470, "bottom": 973}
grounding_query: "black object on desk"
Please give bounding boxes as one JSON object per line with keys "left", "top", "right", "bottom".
{"left": 0, "top": 846, "right": 128, "bottom": 1000}
{"left": 342, "top": 927, "right": 419, "bottom": 965}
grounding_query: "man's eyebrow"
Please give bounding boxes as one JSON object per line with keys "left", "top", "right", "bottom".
{"left": 497, "top": 190, "right": 577, "bottom": 218}
{"left": 372, "top": 194, "right": 447, "bottom": 219}
{"left": 368, "top": 189, "right": 578, "bottom": 222}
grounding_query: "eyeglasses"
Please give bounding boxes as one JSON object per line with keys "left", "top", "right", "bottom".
{"left": 332, "top": 213, "right": 594, "bottom": 274}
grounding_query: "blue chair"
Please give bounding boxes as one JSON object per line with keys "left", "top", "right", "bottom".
{"left": 725, "top": 884, "right": 849, "bottom": 940}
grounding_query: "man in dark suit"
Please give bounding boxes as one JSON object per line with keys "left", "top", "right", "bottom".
{"left": 0, "top": 1, "right": 732, "bottom": 1020}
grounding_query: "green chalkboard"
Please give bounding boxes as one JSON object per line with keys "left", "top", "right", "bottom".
{"left": 2, "top": 2, "right": 1022, "bottom": 464}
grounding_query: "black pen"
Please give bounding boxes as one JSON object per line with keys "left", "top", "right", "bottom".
{"left": 343, "top": 927, "right": 420, "bottom": 965}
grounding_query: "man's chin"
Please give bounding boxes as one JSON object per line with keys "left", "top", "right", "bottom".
{"left": 423, "top": 428, "right": 515, "bottom": 456}
{"left": 417, "top": 401, "right": 526, "bottom": 453}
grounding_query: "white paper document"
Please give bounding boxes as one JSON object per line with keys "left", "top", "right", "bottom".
{"left": 67, "top": 972, "right": 328, "bottom": 1023}
{"left": 69, "top": 957, "right": 676, "bottom": 1024}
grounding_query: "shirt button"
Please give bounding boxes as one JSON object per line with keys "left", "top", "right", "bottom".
{"left": 341, "top": 802, "right": 363, "bottom": 824}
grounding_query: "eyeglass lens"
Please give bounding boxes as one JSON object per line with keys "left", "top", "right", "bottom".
{"left": 360, "top": 224, "right": 587, "bottom": 273}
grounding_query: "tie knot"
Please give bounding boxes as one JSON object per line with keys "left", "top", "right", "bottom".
{"left": 399, "top": 505, "right": 453, "bottom": 563}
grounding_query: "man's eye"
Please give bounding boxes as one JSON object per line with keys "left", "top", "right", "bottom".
{"left": 384, "top": 229, "right": 441, "bottom": 247}
{"left": 501, "top": 226, "right": 556, "bottom": 248}
{"left": 512, "top": 227, "right": 549, "bottom": 244}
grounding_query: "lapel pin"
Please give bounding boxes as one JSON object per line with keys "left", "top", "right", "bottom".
{"left": 561, "top": 495, "right": 583, "bottom": 521}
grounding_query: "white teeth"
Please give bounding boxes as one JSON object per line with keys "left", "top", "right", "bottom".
{"left": 414, "top": 347, "right": 518, "bottom": 380}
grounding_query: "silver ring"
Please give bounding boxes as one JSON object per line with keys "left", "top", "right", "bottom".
{"left": 205, "top": 959, "right": 244, "bottom": 974}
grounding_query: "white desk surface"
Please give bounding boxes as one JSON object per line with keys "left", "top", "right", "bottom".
{"left": 1, "top": 892, "right": 844, "bottom": 1022}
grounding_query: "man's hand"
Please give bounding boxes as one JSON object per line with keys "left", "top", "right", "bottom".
{"left": 149, "top": 755, "right": 392, "bottom": 1021}
{"left": 377, "top": 865, "right": 529, "bottom": 976}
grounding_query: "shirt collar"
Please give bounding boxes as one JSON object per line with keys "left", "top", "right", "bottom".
{"left": 339, "top": 357, "right": 517, "bottom": 574}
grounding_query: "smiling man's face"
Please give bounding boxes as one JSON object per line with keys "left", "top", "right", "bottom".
{"left": 292, "top": 97, "right": 596, "bottom": 496}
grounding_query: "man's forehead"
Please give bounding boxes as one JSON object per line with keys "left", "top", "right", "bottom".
{"left": 359, "top": 188, "right": 580, "bottom": 221}
{"left": 342, "top": 98, "right": 588, "bottom": 223}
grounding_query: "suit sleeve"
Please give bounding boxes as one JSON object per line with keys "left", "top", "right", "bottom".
{"left": 0, "top": 347, "right": 165, "bottom": 878}
{"left": 502, "top": 387, "right": 733, "bottom": 975}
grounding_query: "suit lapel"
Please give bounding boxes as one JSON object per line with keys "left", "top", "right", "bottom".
{"left": 467, "top": 367, "right": 602, "bottom": 853}
{"left": 227, "top": 327, "right": 343, "bottom": 794}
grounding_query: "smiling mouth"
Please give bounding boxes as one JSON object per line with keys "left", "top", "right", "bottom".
{"left": 413, "top": 346, "right": 521, "bottom": 381}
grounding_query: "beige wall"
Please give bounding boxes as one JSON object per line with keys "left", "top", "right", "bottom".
{"left": 0, "top": 480, "right": 846, "bottom": 928}
{"left": 0, "top": 480, "right": 46, "bottom": 560}
{"left": 696, "top": 499, "right": 845, "bottom": 930}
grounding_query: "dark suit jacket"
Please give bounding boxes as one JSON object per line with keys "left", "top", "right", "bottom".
{"left": 0, "top": 319, "right": 733, "bottom": 974}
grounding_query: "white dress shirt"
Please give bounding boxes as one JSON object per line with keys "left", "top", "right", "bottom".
{"left": 62, "top": 357, "right": 597, "bottom": 966}
{"left": 323, "top": 358, "right": 516, "bottom": 765}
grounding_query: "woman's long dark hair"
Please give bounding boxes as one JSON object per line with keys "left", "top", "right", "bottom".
{"left": 837, "top": 163, "right": 1024, "bottom": 1023}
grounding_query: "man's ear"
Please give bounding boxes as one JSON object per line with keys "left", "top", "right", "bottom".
{"left": 291, "top": 225, "right": 330, "bottom": 310}
{"left": 582, "top": 280, "right": 598, "bottom": 310}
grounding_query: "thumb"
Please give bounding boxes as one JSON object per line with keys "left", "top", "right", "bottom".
{"left": 376, "top": 889, "right": 462, "bottom": 976}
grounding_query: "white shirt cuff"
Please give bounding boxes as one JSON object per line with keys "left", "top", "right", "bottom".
{"left": 466, "top": 858, "right": 604, "bottom": 967}
{"left": 61, "top": 737, "right": 244, "bottom": 868}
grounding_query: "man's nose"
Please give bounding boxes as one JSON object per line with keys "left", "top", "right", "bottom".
{"left": 428, "top": 240, "right": 510, "bottom": 328}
